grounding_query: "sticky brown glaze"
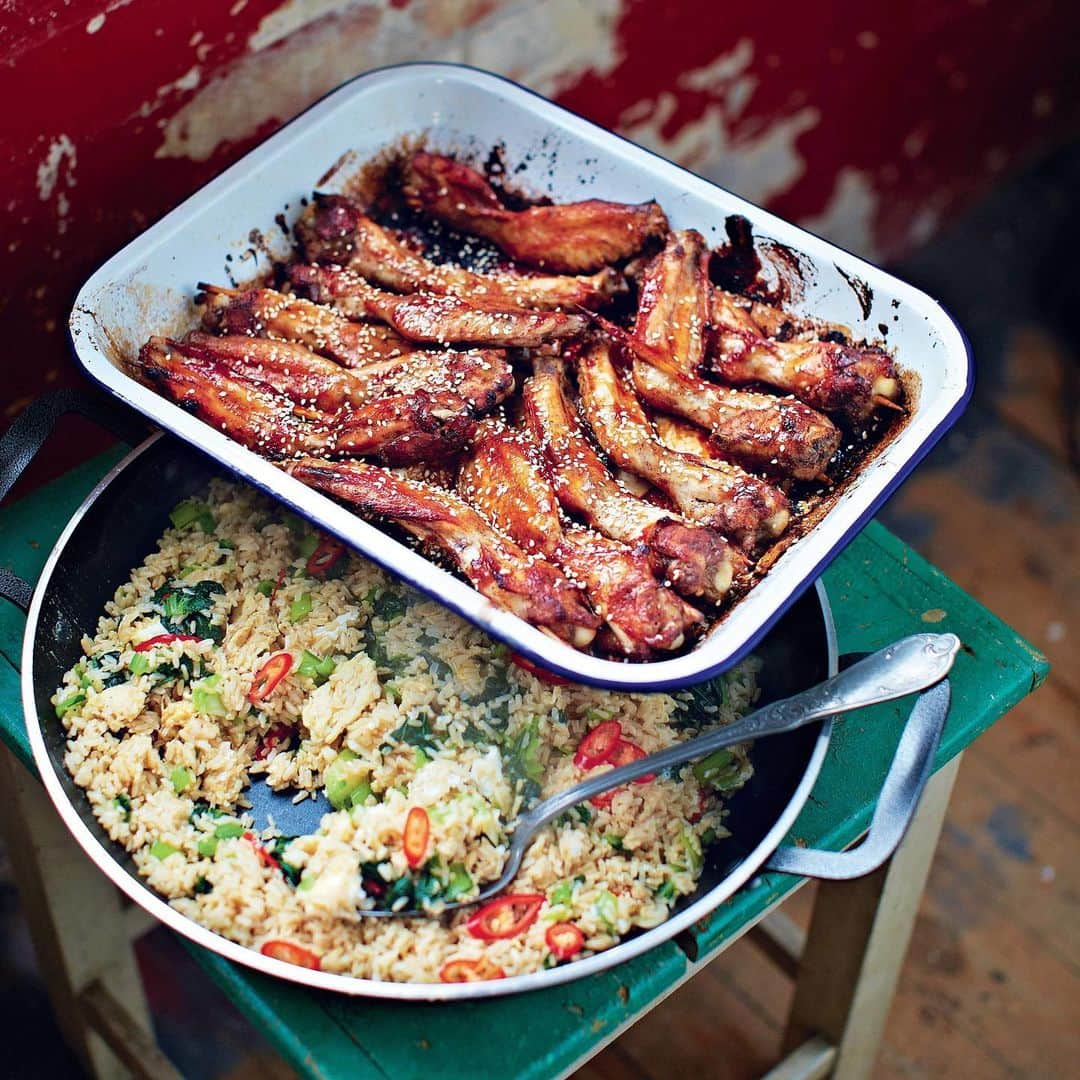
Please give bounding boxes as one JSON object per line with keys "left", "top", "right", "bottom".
{"left": 287, "top": 263, "right": 589, "bottom": 348}
{"left": 709, "top": 322, "right": 901, "bottom": 425}
{"left": 522, "top": 363, "right": 746, "bottom": 604}
{"left": 575, "top": 340, "right": 790, "bottom": 550}
{"left": 140, "top": 337, "right": 477, "bottom": 465}
{"left": 199, "top": 284, "right": 412, "bottom": 368}
{"left": 289, "top": 457, "right": 600, "bottom": 648}
{"left": 138, "top": 337, "right": 331, "bottom": 457}
{"left": 402, "top": 151, "right": 669, "bottom": 273}
{"left": 633, "top": 229, "right": 711, "bottom": 373}
{"left": 597, "top": 318, "right": 841, "bottom": 480}
{"left": 460, "top": 424, "right": 702, "bottom": 658}
{"left": 295, "top": 193, "right": 625, "bottom": 311}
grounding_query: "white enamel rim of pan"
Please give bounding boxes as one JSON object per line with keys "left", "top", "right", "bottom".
{"left": 69, "top": 62, "right": 973, "bottom": 690}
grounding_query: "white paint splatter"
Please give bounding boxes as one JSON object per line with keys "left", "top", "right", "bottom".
{"left": 156, "top": 0, "right": 622, "bottom": 162}
{"left": 801, "top": 168, "right": 881, "bottom": 260}
{"left": 36, "top": 135, "right": 78, "bottom": 201}
{"left": 249, "top": 0, "right": 357, "bottom": 51}
{"left": 678, "top": 38, "right": 755, "bottom": 95}
{"left": 138, "top": 65, "right": 202, "bottom": 119}
{"left": 619, "top": 91, "right": 820, "bottom": 207}
{"left": 86, "top": 13, "right": 106, "bottom": 33}
{"left": 467, "top": 0, "right": 623, "bottom": 98}
{"left": 617, "top": 39, "right": 819, "bottom": 206}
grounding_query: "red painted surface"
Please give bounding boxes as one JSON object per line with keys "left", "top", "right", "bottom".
{"left": 1, "top": 0, "right": 1078, "bottom": 489}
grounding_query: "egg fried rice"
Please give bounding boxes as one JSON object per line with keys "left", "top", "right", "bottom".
{"left": 54, "top": 479, "right": 757, "bottom": 982}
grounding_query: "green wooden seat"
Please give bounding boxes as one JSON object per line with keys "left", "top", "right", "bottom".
{"left": 0, "top": 449, "right": 1048, "bottom": 1079}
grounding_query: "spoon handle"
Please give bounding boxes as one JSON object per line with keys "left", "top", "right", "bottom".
{"left": 518, "top": 633, "right": 960, "bottom": 836}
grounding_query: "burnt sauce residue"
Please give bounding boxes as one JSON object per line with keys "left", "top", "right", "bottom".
{"left": 837, "top": 266, "right": 874, "bottom": 321}
{"left": 710, "top": 214, "right": 811, "bottom": 304}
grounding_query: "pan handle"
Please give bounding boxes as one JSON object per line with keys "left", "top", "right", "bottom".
{"left": 0, "top": 389, "right": 150, "bottom": 612}
{"left": 762, "top": 677, "right": 950, "bottom": 880}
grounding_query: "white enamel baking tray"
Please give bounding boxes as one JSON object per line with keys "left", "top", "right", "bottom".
{"left": 69, "top": 63, "right": 972, "bottom": 690}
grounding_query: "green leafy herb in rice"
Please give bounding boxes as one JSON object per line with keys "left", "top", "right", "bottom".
{"left": 503, "top": 716, "right": 544, "bottom": 804}
{"left": 152, "top": 580, "right": 225, "bottom": 643}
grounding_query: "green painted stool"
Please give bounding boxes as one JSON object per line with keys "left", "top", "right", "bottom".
{"left": 0, "top": 448, "right": 1048, "bottom": 1080}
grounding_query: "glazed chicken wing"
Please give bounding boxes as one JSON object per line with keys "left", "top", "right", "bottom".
{"left": 139, "top": 337, "right": 331, "bottom": 456}
{"left": 180, "top": 332, "right": 372, "bottom": 412}
{"left": 597, "top": 322, "right": 840, "bottom": 480}
{"left": 184, "top": 330, "right": 513, "bottom": 418}
{"left": 199, "top": 284, "right": 412, "bottom": 367}
{"left": 459, "top": 425, "right": 703, "bottom": 657}
{"left": 402, "top": 151, "right": 669, "bottom": 273}
{"left": 139, "top": 337, "right": 476, "bottom": 465}
{"left": 710, "top": 288, "right": 853, "bottom": 344}
{"left": 575, "top": 341, "right": 790, "bottom": 549}
{"left": 289, "top": 457, "right": 599, "bottom": 648}
{"left": 634, "top": 229, "right": 711, "bottom": 372}
{"left": 710, "top": 299, "right": 901, "bottom": 424}
{"left": 287, "top": 264, "right": 589, "bottom": 348}
{"left": 522, "top": 364, "right": 745, "bottom": 604}
{"left": 295, "top": 194, "right": 624, "bottom": 311}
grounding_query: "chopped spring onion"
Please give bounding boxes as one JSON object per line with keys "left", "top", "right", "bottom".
{"left": 297, "top": 875, "right": 316, "bottom": 892}
{"left": 197, "top": 835, "right": 218, "bottom": 858}
{"left": 595, "top": 890, "right": 618, "bottom": 933}
{"left": 655, "top": 880, "right": 676, "bottom": 902}
{"left": 170, "top": 766, "right": 193, "bottom": 794}
{"left": 383, "top": 682, "right": 402, "bottom": 704}
{"left": 414, "top": 748, "right": 429, "bottom": 768}
{"left": 256, "top": 579, "right": 276, "bottom": 598}
{"left": 128, "top": 653, "right": 150, "bottom": 677}
{"left": 281, "top": 512, "right": 306, "bottom": 537}
{"left": 296, "top": 650, "right": 336, "bottom": 684}
{"left": 444, "top": 863, "right": 473, "bottom": 902}
{"left": 585, "top": 708, "right": 611, "bottom": 724}
{"left": 56, "top": 692, "right": 86, "bottom": 718}
{"left": 692, "top": 749, "right": 736, "bottom": 787}
{"left": 214, "top": 821, "right": 244, "bottom": 839}
{"left": 324, "top": 749, "right": 371, "bottom": 810}
{"left": 289, "top": 592, "right": 312, "bottom": 623}
{"left": 218, "top": 538, "right": 236, "bottom": 550}
{"left": 192, "top": 675, "right": 228, "bottom": 718}
{"left": 169, "top": 499, "right": 215, "bottom": 533}
{"left": 681, "top": 828, "right": 704, "bottom": 872}
{"left": 297, "top": 533, "right": 319, "bottom": 559}
{"left": 150, "top": 839, "right": 181, "bottom": 861}
{"left": 549, "top": 876, "right": 583, "bottom": 908}
{"left": 604, "top": 834, "right": 624, "bottom": 851}
{"left": 113, "top": 794, "right": 132, "bottom": 821}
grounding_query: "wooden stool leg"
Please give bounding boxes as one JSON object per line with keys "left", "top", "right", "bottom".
{"left": 0, "top": 745, "right": 175, "bottom": 1079}
{"left": 779, "top": 754, "right": 963, "bottom": 1080}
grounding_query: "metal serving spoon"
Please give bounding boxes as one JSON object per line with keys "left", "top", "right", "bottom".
{"left": 361, "top": 631, "right": 960, "bottom": 918}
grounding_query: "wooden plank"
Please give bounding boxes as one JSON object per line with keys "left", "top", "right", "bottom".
{"left": 578, "top": 936, "right": 791, "bottom": 1080}
{"left": 975, "top": 680, "right": 1080, "bottom": 831}
{"left": 782, "top": 757, "right": 961, "bottom": 1079}
{"left": 762, "top": 1037, "right": 836, "bottom": 1080}
{"left": 79, "top": 981, "right": 183, "bottom": 1080}
{"left": 881, "top": 848, "right": 1080, "bottom": 1077}
{"left": 915, "top": 744, "right": 1079, "bottom": 973}
{"left": 879, "top": 415, "right": 1075, "bottom": 700}
{"left": 0, "top": 743, "right": 156, "bottom": 1079}
{"left": 747, "top": 909, "right": 806, "bottom": 977}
